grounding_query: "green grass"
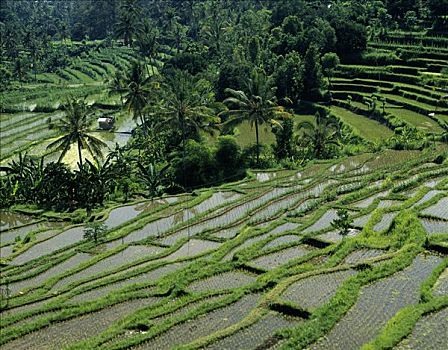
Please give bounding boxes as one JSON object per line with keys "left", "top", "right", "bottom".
{"left": 206, "top": 115, "right": 315, "bottom": 148}
{"left": 388, "top": 108, "right": 445, "bottom": 132}
{"left": 331, "top": 106, "right": 394, "bottom": 141}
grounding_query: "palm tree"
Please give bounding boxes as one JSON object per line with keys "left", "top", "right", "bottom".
{"left": 123, "top": 62, "right": 153, "bottom": 128}
{"left": 47, "top": 99, "right": 107, "bottom": 167}
{"left": 296, "top": 111, "right": 340, "bottom": 159}
{"left": 115, "top": 0, "right": 142, "bottom": 47}
{"left": 220, "top": 70, "right": 290, "bottom": 166}
{"left": 107, "top": 71, "right": 126, "bottom": 106}
{"left": 160, "top": 70, "right": 219, "bottom": 147}
{"left": 158, "top": 70, "right": 219, "bottom": 190}
{"left": 137, "top": 20, "right": 159, "bottom": 76}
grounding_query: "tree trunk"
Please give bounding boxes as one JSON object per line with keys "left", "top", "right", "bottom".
{"left": 139, "top": 112, "right": 146, "bottom": 134}
{"left": 255, "top": 119, "right": 260, "bottom": 167}
{"left": 78, "top": 141, "right": 83, "bottom": 168}
{"left": 181, "top": 115, "right": 188, "bottom": 191}
{"left": 57, "top": 151, "right": 65, "bottom": 164}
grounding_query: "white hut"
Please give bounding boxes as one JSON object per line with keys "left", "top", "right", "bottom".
{"left": 98, "top": 117, "right": 115, "bottom": 130}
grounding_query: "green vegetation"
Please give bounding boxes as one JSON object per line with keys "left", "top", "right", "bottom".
{"left": 1, "top": 1, "right": 448, "bottom": 349}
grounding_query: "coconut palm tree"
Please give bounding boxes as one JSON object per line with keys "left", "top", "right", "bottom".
{"left": 124, "top": 62, "right": 158, "bottom": 127}
{"left": 137, "top": 21, "right": 159, "bottom": 76}
{"left": 47, "top": 98, "right": 107, "bottom": 167}
{"left": 122, "top": 62, "right": 154, "bottom": 129}
{"left": 115, "top": 0, "right": 142, "bottom": 47}
{"left": 160, "top": 70, "right": 219, "bottom": 147}
{"left": 156, "top": 70, "right": 219, "bottom": 190}
{"left": 107, "top": 71, "right": 126, "bottom": 106}
{"left": 220, "top": 70, "right": 290, "bottom": 166}
{"left": 296, "top": 111, "right": 340, "bottom": 159}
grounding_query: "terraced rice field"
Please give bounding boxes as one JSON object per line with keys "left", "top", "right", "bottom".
{"left": 328, "top": 35, "right": 448, "bottom": 144}
{"left": 0, "top": 151, "right": 448, "bottom": 349}
{"left": 0, "top": 46, "right": 159, "bottom": 166}
{"left": 330, "top": 106, "right": 394, "bottom": 141}
{"left": 309, "top": 254, "right": 443, "bottom": 350}
{"left": 1, "top": 150, "right": 447, "bottom": 349}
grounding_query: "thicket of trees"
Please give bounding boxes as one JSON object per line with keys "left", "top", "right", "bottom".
{"left": 2, "top": 0, "right": 445, "bottom": 85}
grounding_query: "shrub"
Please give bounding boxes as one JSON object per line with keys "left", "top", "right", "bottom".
{"left": 214, "top": 136, "right": 244, "bottom": 179}
{"left": 172, "top": 140, "right": 217, "bottom": 190}
{"left": 83, "top": 222, "right": 108, "bottom": 244}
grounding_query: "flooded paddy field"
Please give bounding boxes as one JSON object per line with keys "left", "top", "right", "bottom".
{"left": 1, "top": 151, "right": 447, "bottom": 350}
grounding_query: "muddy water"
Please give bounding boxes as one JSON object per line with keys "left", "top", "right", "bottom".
{"left": 11, "top": 227, "right": 84, "bottom": 265}
{"left": 123, "top": 192, "right": 238, "bottom": 244}
{"left": 0, "top": 211, "right": 35, "bottom": 232}
{"left": 103, "top": 197, "right": 180, "bottom": 230}
{"left": 0, "top": 245, "right": 13, "bottom": 259}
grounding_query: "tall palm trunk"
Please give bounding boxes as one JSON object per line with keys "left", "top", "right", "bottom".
{"left": 57, "top": 152, "right": 65, "bottom": 164}
{"left": 78, "top": 141, "right": 83, "bottom": 168}
{"left": 139, "top": 111, "right": 147, "bottom": 135}
{"left": 255, "top": 119, "right": 260, "bottom": 167}
{"left": 181, "top": 114, "right": 187, "bottom": 191}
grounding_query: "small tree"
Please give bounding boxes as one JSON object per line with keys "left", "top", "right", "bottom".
{"left": 331, "top": 208, "right": 353, "bottom": 238}
{"left": 273, "top": 118, "right": 294, "bottom": 160}
{"left": 321, "top": 52, "right": 340, "bottom": 88}
{"left": 303, "top": 44, "right": 324, "bottom": 101}
{"left": 83, "top": 222, "right": 108, "bottom": 244}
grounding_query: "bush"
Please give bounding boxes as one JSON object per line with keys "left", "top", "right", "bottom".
{"left": 172, "top": 140, "right": 217, "bottom": 190}
{"left": 214, "top": 136, "right": 244, "bottom": 179}
{"left": 242, "top": 144, "right": 277, "bottom": 169}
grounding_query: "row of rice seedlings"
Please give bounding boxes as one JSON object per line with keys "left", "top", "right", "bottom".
{"left": 1, "top": 112, "right": 48, "bottom": 132}
{"left": 1, "top": 294, "right": 162, "bottom": 350}
{"left": 116, "top": 293, "right": 261, "bottom": 350}
{"left": 158, "top": 186, "right": 297, "bottom": 245}
{"left": 0, "top": 129, "right": 58, "bottom": 161}
{"left": 309, "top": 254, "right": 442, "bottom": 350}
{"left": 422, "top": 197, "right": 448, "bottom": 220}
{"left": 1, "top": 112, "right": 64, "bottom": 143}
{"left": 52, "top": 245, "right": 164, "bottom": 291}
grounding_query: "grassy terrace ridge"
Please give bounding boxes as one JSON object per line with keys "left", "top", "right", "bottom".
{"left": 332, "top": 78, "right": 447, "bottom": 98}
{"left": 332, "top": 90, "right": 447, "bottom": 131}
{"left": 1, "top": 149, "right": 447, "bottom": 350}
{"left": 330, "top": 106, "right": 394, "bottom": 141}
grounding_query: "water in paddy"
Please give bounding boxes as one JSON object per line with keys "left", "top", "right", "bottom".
{"left": 11, "top": 226, "right": 84, "bottom": 265}
{"left": 1, "top": 221, "right": 64, "bottom": 245}
{"left": 102, "top": 197, "right": 178, "bottom": 229}
{"left": 0, "top": 211, "right": 35, "bottom": 231}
